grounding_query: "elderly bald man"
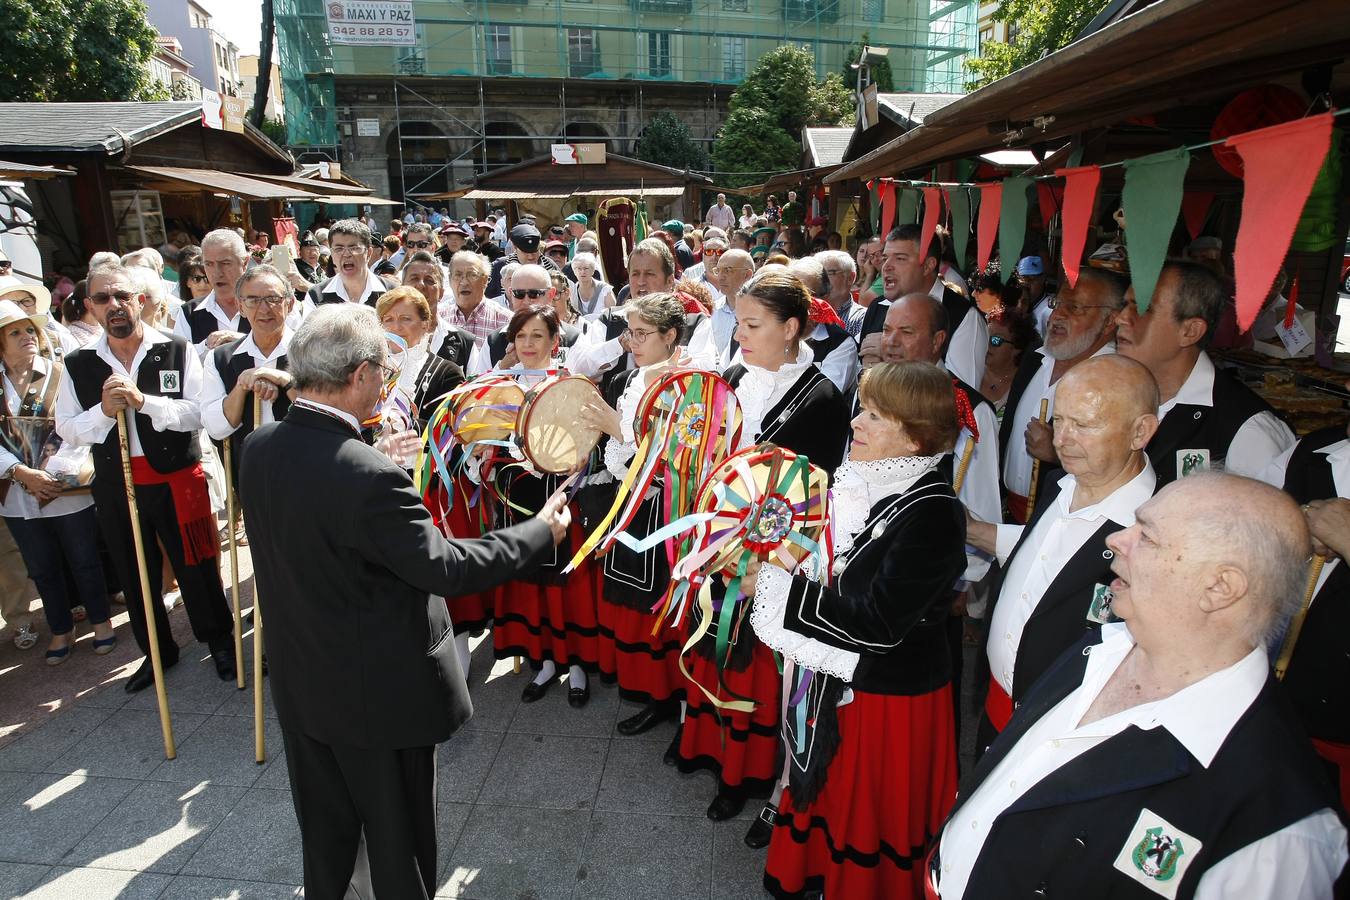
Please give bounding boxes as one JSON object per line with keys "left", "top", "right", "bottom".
{"left": 967, "top": 355, "right": 1159, "bottom": 745}
{"left": 935, "top": 473, "right": 1348, "bottom": 899}
{"left": 708, "top": 248, "right": 755, "bottom": 359}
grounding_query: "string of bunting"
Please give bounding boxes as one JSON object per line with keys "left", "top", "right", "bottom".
{"left": 865, "top": 107, "right": 1347, "bottom": 329}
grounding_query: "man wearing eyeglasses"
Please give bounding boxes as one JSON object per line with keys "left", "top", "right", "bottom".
{"left": 470, "top": 264, "right": 556, "bottom": 374}
{"left": 57, "top": 265, "right": 237, "bottom": 693}
{"left": 199, "top": 265, "right": 297, "bottom": 487}
{"left": 304, "top": 219, "right": 396, "bottom": 311}
{"left": 999, "top": 267, "right": 1127, "bottom": 524}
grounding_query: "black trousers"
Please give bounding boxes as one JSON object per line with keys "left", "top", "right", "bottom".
{"left": 92, "top": 482, "right": 233, "bottom": 659}
{"left": 282, "top": 727, "right": 438, "bottom": 899}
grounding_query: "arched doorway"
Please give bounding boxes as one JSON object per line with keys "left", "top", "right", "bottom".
{"left": 387, "top": 121, "right": 451, "bottom": 205}
{"left": 483, "top": 122, "right": 534, "bottom": 174}
{"left": 563, "top": 122, "right": 609, "bottom": 145}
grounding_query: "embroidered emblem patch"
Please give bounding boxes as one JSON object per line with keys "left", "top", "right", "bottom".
{"left": 159, "top": 370, "right": 181, "bottom": 394}
{"left": 1112, "top": 809, "right": 1201, "bottom": 898}
{"left": 1086, "top": 582, "right": 1118, "bottom": 625}
{"left": 1176, "top": 449, "right": 1209, "bottom": 478}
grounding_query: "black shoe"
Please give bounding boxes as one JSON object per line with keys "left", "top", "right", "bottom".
{"left": 567, "top": 683, "right": 590, "bottom": 708}
{"left": 124, "top": 651, "right": 179, "bottom": 694}
{"left": 617, "top": 701, "right": 675, "bottom": 736}
{"left": 707, "top": 789, "right": 747, "bottom": 822}
{"left": 521, "top": 677, "right": 553, "bottom": 703}
{"left": 743, "top": 802, "right": 779, "bottom": 848}
{"left": 209, "top": 644, "right": 237, "bottom": 682}
{"left": 663, "top": 724, "right": 683, "bottom": 766}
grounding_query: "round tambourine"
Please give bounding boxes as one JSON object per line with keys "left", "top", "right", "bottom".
{"left": 634, "top": 369, "right": 742, "bottom": 464}
{"left": 516, "top": 374, "right": 603, "bottom": 474}
{"left": 446, "top": 374, "right": 526, "bottom": 445}
{"left": 690, "top": 443, "right": 829, "bottom": 579}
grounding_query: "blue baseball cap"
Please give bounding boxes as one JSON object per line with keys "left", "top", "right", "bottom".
{"left": 1016, "top": 256, "right": 1045, "bottom": 276}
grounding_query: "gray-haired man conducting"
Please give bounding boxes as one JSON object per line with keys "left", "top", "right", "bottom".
{"left": 239, "top": 304, "right": 569, "bottom": 898}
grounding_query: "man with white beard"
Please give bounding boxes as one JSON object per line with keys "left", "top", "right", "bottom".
{"left": 999, "top": 267, "right": 1127, "bottom": 523}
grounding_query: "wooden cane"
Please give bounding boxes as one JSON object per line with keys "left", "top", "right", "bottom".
{"left": 116, "top": 411, "right": 176, "bottom": 760}
{"left": 252, "top": 394, "right": 267, "bottom": 764}
{"left": 952, "top": 437, "right": 976, "bottom": 494}
{"left": 223, "top": 434, "right": 246, "bottom": 690}
{"left": 1026, "top": 398, "right": 1050, "bottom": 514}
{"left": 1275, "top": 555, "right": 1326, "bottom": 681}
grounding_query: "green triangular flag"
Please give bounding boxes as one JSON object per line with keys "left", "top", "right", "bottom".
{"left": 897, "top": 187, "right": 919, "bottom": 227}
{"left": 998, "top": 177, "right": 1032, "bottom": 283}
{"left": 1122, "top": 147, "right": 1190, "bottom": 312}
{"left": 947, "top": 187, "right": 972, "bottom": 271}
{"left": 868, "top": 181, "right": 881, "bottom": 234}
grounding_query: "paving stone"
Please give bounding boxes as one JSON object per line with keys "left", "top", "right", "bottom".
{"left": 0, "top": 773, "right": 138, "bottom": 865}
{"left": 21, "top": 865, "right": 172, "bottom": 898}
{"left": 179, "top": 788, "right": 302, "bottom": 885}
{"left": 711, "top": 823, "right": 774, "bottom": 900}
{"left": 157, "top": 875, "right": 301, "bottom": 898}
{"left": 435, "top": 729, "right": 505, "bottom": 804}
{"left": 433, "top": 801, "right": 473, "bottom": 881}
{"left": 459, "top": 666, "right": 523, "bottom": 734}
{"left": 479, "top": 734, "right": 607, "bottom": 811}
{"left": 595, "top": 737, "right": 718, "bottom": 818}
{"left": 46, "top": 709, "right": 209, "bottom": 780}
{"left": 254, "top": 750, "right": 293, "bottom": 791}
{"left": 148, "top": 714, "right": 281, "bottom": 787}
{"left": 0, "top": 861, "right": 51, "bottom": 896}
{"left": 508, "top": 678, "right": 621, "bottom": 739}
{"left": 62, "top": 780, "right": 248, "bottom": 875}
{"left": 575, "top": 810, "right": 713, "bottom": 900}
{"left": 0, "top": 706, "right": 114, "bottom": 773}
{"left": 437, "top": 805, "right": 588, "bottom": 900}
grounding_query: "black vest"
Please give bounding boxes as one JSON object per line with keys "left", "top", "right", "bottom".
{"left": 210, "top": 339, "right": 291, "bottom": 484}
{"left": 998, "top": 348, "right": 1049, "bottom": 466}
{"left": 64, "top": 336, "right": 201, "bottom": 492}
{"left": 805, "top": 321, "right": 852, "bottom": 365}
{"left": 1280, "top": 425, "right": 1350, "bottom": 743}
{"left": 305, "top": 275, "right": 392, "bottom": 308}
{"left": 858, "top": 281, "right": 971, "bottom": 362}
{"left": 952, "top": 631, "right": 1336, "bottom": 900}
{"left": 184, "top": 301, "right": 249, "bottom": 345}
{"left": 1147, "top": 362, "right": 1280, "bottom": 485}
{"left": 433, "top": 324, "right": 474, "bottom": 371}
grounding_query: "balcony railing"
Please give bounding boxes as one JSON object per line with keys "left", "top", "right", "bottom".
{"left": 631, "top": 0, "right": 694, "bottom": 12}
{"left": 782, "top": 0, "right": 839, "bottom": 21}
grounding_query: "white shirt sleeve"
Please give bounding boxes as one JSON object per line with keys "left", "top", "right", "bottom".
{"left": 199, "top": 350, "right": 237, "bottom": 441}
{"left": 958, "top": 402, "right": 1004, "bottom": 583}
{"left": 1194, "top": 809, "right": 1348, "bottom": 900}
{"left": 945, "top": 307, "right": 988, "bottom": 389}
{"left": 567, "top": 332, "right": 624, "bottom": 379}
{"left": 683, "top": 318, "right": 719, "bottom": 370}
{"left": 55, "top": 365, "right": 117, "bottom": 448}
{"left": 1224, "top": 411, "right": 1296, "bottom": 479}
{"left": 1254, "top": 440, "right": 1297, "bottom": 489}
{"left": 138, "top": 346, "right": 204, "bottom": 434}
{"left": 820, "top": 339, "right": 860, "bottom": 395}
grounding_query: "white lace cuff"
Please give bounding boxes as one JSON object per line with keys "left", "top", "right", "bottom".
{"left": 750, "top": 564, "right": 859, "bottom": 682}
{"left": 604, "top": 439, "right": 638, "bottom": 480}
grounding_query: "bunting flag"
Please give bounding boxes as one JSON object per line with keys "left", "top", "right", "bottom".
{"left": 879, "top": 181, "right": 896, "bottom": 238}
{"left": 1284, "top": 272, "right": 1301, "bottom": 329}
{"left": 919, "top": 186, "right": 943, "bottom": 259}
{"left": 1181, "top": 191, "right": 1216, "bottom": 241}
{"left": 867, "top": 180, "right": 881, "bottom": 233}
{"left": 998, "top": 177, "right": 1032, "bottom": 284}
{"left": 976, "top": 182, "right": 1002, "bottom": 273}
{"left": 946, "top": 187, "right": 972, "bottom": 270}
{"left": 896, "top": 186, "right": 919, "bottom": 229}
{"left": 1121, "top": 148, "right": 1190, "bottom": 312}
{"left": 1036, "top": 181, "right": 1064, "bottom": 229}
{"left": 1228, "top": 113, "right": 1335, "bottom": 331}
{"left": 1056, "top": 165, "right": 1101, "bottom": 289}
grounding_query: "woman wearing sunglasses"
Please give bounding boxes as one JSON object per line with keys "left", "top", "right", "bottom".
{"left": 980, "top": 307, "right": 1037, "bottom": 418}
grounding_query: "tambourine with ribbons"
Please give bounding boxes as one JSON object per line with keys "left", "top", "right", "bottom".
{"left": 565, "top": 370, "right": 741, "bottom": 595}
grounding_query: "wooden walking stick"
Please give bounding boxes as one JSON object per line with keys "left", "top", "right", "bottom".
{"left": 252, "top": 394, "right": 267, "bottom": 764}
{"left": 1275, "top": 555, "right": 1326, "bottom": 681}
{"left": 223, "top": 432, "right": 246, "bottom": 690}
{"left": 116, "top": 411, "right": 176, "bottom": 760}
{"left": 953, "top": 438, "right": 976, "bottom": 494}
{"left": 1026, "top": 398, "right": 1050, "bottom": 515}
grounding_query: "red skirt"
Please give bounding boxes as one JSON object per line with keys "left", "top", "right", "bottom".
{"left": 764, "top": 686, "right": 958, "bottom": 900}
{"left": 676, "top": 636, "right": 781, "bottom": 791}
{"left": 426, "top": 475, "right": 495, "bottom": 636}
{"left": 596, "top": 597, "right": 685, "bottom": 703}
{"left": 491, "top": 519, "right": 602, "bottom": 669}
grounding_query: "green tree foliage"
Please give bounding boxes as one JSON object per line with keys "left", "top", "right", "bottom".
{"left": 843, "top": 32, "right": 894, "bottom": 93}
{"left": 715, "top": 46, "right": 854, "bottom": 183}
{"left": 712, "top": 107, "right": 802, "bottom": 189}
{"left": 0, "top": 0, "right": 164, "bottom": 102}
{"left": 634, "top": 110, "right": 708, "bottom": 171}
{"left": 965, "top": 0, "right": 1108, "bottom": 90}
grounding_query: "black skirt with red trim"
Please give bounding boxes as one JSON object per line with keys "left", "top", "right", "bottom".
{"left": 676, "top": 635, "right": 781, "bottom": 792}
{"left": 595, "top": 596, "right": 685, "bottom": 704}
{"left": 425, "top": 474, "right": 495, "bottom": 637}
{"left": 491, "top": 517, "right": 602, "bottom": 669}
{"left": 763, "top": 686, "right": 958, "bottom": 900}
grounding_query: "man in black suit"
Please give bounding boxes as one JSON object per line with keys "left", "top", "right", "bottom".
{"left": 239, "top": 304, "right": 569, "bottom": 898}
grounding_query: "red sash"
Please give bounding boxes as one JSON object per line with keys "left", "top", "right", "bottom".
{"left": 984, "top": 675, "right": 1014, "bottom": 732}
{"left": 129, "top": 458, "right": 218, "bottom": 565}
{"left": 1006, "top": 491, "right": 1030, "bottom": 525}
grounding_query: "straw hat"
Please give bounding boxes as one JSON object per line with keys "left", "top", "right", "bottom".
{"left": 0, "top": 275, "right": 52, "bottom": 318}
{"left": 0, "top": 299, "right": 51, "bottom": 360}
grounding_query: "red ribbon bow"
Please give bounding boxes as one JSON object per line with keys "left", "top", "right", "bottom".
{"left": 676, "top": 290, "right": 709, "bottom": 315}
{"left": 953, "top": 380, "right": 979, "bottom": 442}
{"left": 808, "top": 297, "right": 845, "bottom": 328}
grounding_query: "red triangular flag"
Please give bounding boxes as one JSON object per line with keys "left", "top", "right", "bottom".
{"left": 919, "top": 186, "right": 943, "bottom": 259}
{"left": 880, "top": 181, "right": 896, "bottom": 239}
{"left": 1228, "top": 113, "right": 1333, "bottom": 331}
{"left": 1284, "top": 273, "right": 1300, "bottom": 329}
{"left": 976, "top": 182, "right": 1002, "bottom": 272}
{"left": 1181, "top": 191, "right": 1215, "bottom": 241}
{"left": 1036, "top": 181, "right": 1064, "bottom": 229}
{"left": 1055, "top": 165, "right": 1101, "bottom": 289}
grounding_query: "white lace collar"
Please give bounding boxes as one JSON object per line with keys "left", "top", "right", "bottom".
{"left": 831, "top": 454, "right": 943, "bottom": 556}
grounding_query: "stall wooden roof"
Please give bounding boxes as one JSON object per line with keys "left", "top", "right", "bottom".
{"left": 425, "top": 153, "right": 712, "bottom": 202}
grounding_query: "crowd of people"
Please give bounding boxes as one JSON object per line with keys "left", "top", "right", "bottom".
{"left": 1, "top": 199, "right": 1347, "bottom": 899}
